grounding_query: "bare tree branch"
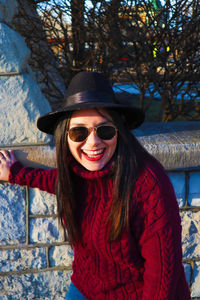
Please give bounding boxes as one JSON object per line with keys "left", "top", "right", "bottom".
{"left": 10, "top": 0, "right": 200, "bottom": 120}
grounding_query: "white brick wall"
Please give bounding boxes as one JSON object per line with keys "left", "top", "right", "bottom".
{"left": 0, "top": 170, "right": 73, "bottom": 299}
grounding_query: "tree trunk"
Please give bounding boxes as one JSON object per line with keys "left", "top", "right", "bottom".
{"left": 71, "top": 0, "right": 85, "bottom": 69}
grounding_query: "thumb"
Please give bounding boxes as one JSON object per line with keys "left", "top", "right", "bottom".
{"left": 8, "top": 150, "right": 16, "bottom": 162}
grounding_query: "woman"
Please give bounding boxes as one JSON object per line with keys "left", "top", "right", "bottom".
{"left": 0, "top": 71, "right": 190, "bottom": 299}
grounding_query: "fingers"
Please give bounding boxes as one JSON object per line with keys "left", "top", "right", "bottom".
{"left": 0, "top": 150, "right": 15, "bottom": 182}
{"left": 0, "top": 150, "right": 10, "bottom": 161}
{"left": 9, "top": 150, "right": 16, "bottom": 161}
{"left": 0, "top": 150, "right": 16, "bottom": 164}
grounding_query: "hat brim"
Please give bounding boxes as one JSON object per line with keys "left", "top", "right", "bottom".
{"left": 37, "top": 102, "right": 145, "bottom": 135}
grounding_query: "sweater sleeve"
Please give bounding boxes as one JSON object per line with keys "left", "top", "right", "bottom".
{"left": 134, "top": 166, "right": 190, "bottom": 300}
{"left": 140, "top": 218, "right": 190, "bottom": 299}
{"left": 9, "top": 161, "right": 57, "bottom": 195}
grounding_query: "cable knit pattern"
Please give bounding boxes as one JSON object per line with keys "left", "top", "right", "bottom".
{"left": 9, "top": 161, "right": 57, "bottom": 194}
{"left": 9, "top": 157, "right": 191, "bottom": 299}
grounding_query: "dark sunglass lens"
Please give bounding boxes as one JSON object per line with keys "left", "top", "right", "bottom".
{"left": 97, "top": 126, "right": 116, "bottom": 140}
{"left": 69, "top": 127, "right": 88, "bottom": 142}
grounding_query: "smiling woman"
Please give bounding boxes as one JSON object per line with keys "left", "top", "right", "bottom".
{"left": 66, "top": 109, "right": 118, "bottom": 171}
{"left": 0, "top": 71, "right": 191, "bottom": 299}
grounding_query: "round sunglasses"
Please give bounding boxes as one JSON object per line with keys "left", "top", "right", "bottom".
{"left": 67, "top": 125, "right": 117, "bottom": 142}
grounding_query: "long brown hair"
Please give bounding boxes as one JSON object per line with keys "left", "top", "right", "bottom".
{"left": 54, "top": 109, "right": 147, "bottom": 247}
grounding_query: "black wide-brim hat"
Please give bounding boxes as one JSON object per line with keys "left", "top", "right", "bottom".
{"left": 37, "top": 71, "right": 145, "bottom": 135}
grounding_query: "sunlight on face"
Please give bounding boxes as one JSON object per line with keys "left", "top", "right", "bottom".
{"left": 67, "top": 108, "right": 117, "bottom": 171}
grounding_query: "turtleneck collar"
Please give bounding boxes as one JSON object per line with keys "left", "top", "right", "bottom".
{"left": 69, "top": 156, "right": 115, "bottom": 180}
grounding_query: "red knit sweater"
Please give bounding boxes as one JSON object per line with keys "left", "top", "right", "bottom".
{"left": 9, "top": 157, "right": 191, "bottom": 299}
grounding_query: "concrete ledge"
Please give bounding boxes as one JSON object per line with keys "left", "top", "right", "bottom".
{"left": 1, "top": 145, "right": 56, "bottom": 169}
{"left": 135, "top": 121, "right": 200, "bottom": 170}
{"left": 2, "top": 121, "right": 200, "bottom": 171}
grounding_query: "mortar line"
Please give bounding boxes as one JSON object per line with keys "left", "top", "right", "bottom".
{"left": 26, "top": 186, "right": 30, "bottom": 245}
{"left": 179, "top": 207, "right": 200, "bottom": 212}
{"left": 0, "top": 143, "right": 53, "bottom": 148}
{"left": 0, "top": 71, "right": 24, "bottom": 76}
{"left": 182, "top": 258, "right": 200, "bottom": 263}
{"left": 0, "top": 265, "right": 72, "bottom": 277}
{"left": 190, "top": 260, "right": 194, "bottom": 297}
{"left": 29, "top": 214, "right": 58, "bottom": 219}
{"left": 167, "top": 167, "right": 200, "bottom": 172}
{"left": 46, "top": 246, "right": 50, "bottom": 268}
{"left": 0, "top": 241, "right": 70, "bottom": 251}
{"left": 184, "top": 171, "right": 189, "bottom": 207}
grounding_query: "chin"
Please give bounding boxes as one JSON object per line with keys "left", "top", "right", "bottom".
{"left": 81, "top": 161, "right": 105, "bottom": 171}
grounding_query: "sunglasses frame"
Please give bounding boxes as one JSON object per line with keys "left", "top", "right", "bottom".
{"left": 67, "top": 124, "right": 118, "bottom": 142}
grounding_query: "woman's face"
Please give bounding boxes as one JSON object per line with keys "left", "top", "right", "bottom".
{"left": 67, "top": 108, "right": 118, "bottom": 171}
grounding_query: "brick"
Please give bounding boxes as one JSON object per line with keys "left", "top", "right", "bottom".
{"left": 188, "top": 172, "right": 200, "bottom": 206}
{"left": 49, "top": 245, "right": 74, "bottom": 267}
{"left": 183, "top": 263, "right": 192, "bottom": 286}
{"left": 168, "top": 172, "right": 185, "bottom": 207}
{"left": 0, "top": 248, "right": 47, "bottom": 272}
{"left": 0, "top": 270, "right": 72, "bottom": 299}
{"left": 29, "top": 218, "right": 64, "bottom": 244}
{"left": 191, "top": 261, "right": 200, "bottom": 297}
{"left": 0, "top": 183, "right": 26, "bottom": 245}
{"left": 29, "top": 189, "right": 57, "bottom": 215}
{"left": 180, "top": 211, "right": 200, "bottom": 259}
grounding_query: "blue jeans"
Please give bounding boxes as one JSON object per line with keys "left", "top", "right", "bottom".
{"left": 66, "top": 282, "right": 86, "bottom": 300}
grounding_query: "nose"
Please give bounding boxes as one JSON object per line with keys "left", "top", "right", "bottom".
{"left": 86, "top": 128, "right": 101, "bottom": 145}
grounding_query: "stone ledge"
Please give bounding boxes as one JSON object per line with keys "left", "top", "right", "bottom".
{"left": 135, "top": 121, "right": 200, "bottom": 170}
{"left": 2, "top": 121, "right": 200, "bottom": 171}
{"left": 1, "top": 145, "right": 56, "bottom": 169}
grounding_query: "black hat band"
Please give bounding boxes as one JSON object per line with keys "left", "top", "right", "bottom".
{"left": 66, "top": 90, "right": 114, "bottom": 106}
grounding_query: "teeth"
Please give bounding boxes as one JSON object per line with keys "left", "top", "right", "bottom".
{"left": 83, "top": 149, "right": 104, "bottom": 156}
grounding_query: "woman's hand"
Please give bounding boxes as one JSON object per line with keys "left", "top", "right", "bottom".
{"left": 0, "top": 150, "right": 16, "bottom": 181}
